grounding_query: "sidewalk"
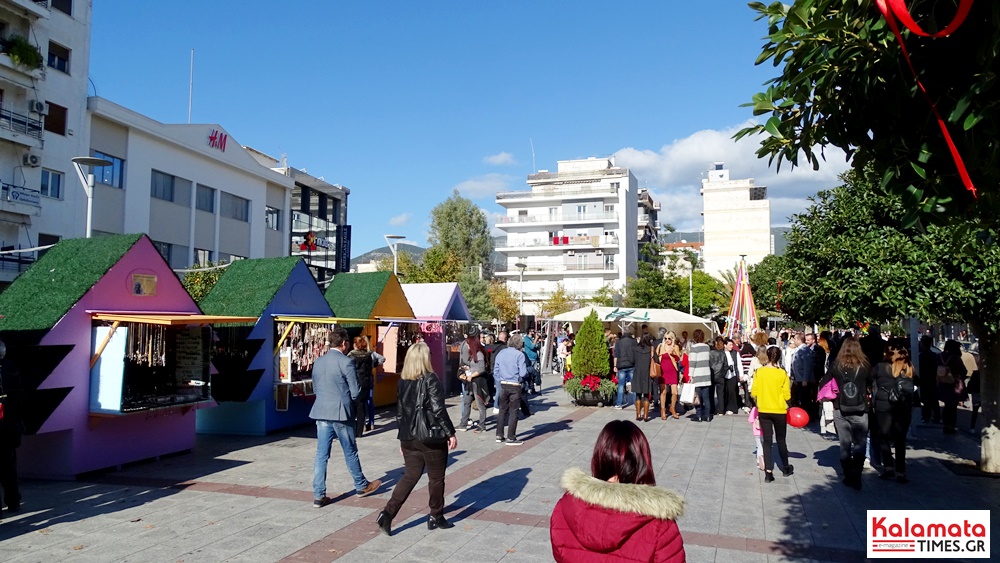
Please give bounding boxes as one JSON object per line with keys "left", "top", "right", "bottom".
{"left": 0, "top": 381, "right": 996, "bottom": 562}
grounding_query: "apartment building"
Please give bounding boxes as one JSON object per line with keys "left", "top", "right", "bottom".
{"left": 495, "top": 157, "right": 638, "bottom": 316}
{"left": 0, "top": 0, "right": 91, "bottom": 282}
{"left": 247, "top": 148, "right": 350, "bottom": 284}
{"left": 86, "top": 97, "right": 293, "bottom": 268}
{"left": 700, "top": 162, "right": 770, "bottom": 278}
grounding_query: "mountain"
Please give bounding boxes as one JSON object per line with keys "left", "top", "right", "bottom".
{"left": 350, "top": 244, "right": 426, "bottom": 269}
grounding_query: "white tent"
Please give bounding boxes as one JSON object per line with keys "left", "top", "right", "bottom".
{"left": 551, "top": 306, "right": 716, "bottom": 338}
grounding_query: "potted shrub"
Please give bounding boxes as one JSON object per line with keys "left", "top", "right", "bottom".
{"left": 3, "top": 36, "right": 43, "bottom": 69}
{"left": 562, "top": 310, "right": 612, "bottom": 406}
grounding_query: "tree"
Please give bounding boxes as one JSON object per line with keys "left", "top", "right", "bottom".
{"left": 674, "top": 270, "right": 728, "bottom": 318}
{"left": 582, "top": 283, "right": 619, "bottom": 307}
{"left": 780, "top": 166, "right": 1000, "bottom": 472}
{"left": 428, "top": 189, "right": 495, "bottom": 276}
{"left": 748, "top": 254, "right": 787, "bottom": 316}
{"left": 625, "top": 260, "right": 683, "bottom": 310}
{"left": 539, "top": 283, "right": 577, "bottom": 319}
{"left": 572, "top": 310, "right": 610, "bottom": 378}
{"left": 181, "top": 262, "right": 225, "bottom": 303}
{"left": 458, "top": 271, "right": 496, "bottom": 321}
{"left": 488, "top": 281, "right": 519, "bottom": 323}
{"left": 374, "top": 250, "right": 420, "bottom": 278}
{"left": 737, "top": 0, "right": 1000, "bottom": 225}
{"left": 415, "top": 246, "right": 464, "bottom": 283}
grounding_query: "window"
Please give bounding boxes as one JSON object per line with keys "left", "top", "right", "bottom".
{"left": 195, "top": 248, "right": 213, "bottom": 266}
{"left": 715, "top": 163, "right": 724, "bottom": 171}
{"left": 604, "top": 204, "right": 614, "bottom": 213}
{"left": 548, "top": 207, "right": 558, "bottom": 218}
{"left": 38, "top": 233, "right": 59, "bottom": 258}
{"left": 47, "top": 42, "right": 70, "bottom": 73}
{"left": 150, "top": 170, "right": 174, "bottom": 201}
{"left": 196, "top": 184, "right": 215, "bottom": 212}
{"left": 749, "top": 187, "right": 767, "bottom": 201}
{"left": 40, "top": 169, "right": 62, "bottom": 199}
{"left": 576, "top": 205, "right": 586, "bottom": 216}
{"left": 220, "top": 192, "right": 250, "bottom": 222}
{"left": 91, "top": 151, "right": 125, "bottom": 188}
{"left": 44, "top": 101, "right": 67, "bottom": 135}
{"left": 152, "top": 240, "right": 171, "bottom": 264}
{"left": 51, "top": 0, "right": 71, "bottom": 15}
{"left": 610, "top": 182, "right": 620, "bottom": 190}
{"left": 219, "top": 253, "right": 245, "bottom": 263}
{"left": 265, "top": 206, "right": 282, "bottom": 231}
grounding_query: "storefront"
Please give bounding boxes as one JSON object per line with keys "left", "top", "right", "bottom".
{"left": 195, "top": 256, "right": 334, "bottom": 435}
{"left": 0, "top": 234, "right": 255, "bottom": 479}
{"left": 399, "top": 283, "right": 471, "bottom": 395}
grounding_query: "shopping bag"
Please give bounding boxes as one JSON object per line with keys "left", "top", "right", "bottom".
{"left": 679, "top": 383, "right": 696, "bottom": 404}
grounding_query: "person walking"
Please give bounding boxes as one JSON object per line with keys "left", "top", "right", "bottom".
{"left": 750, "top": 347, "right": 794, "bottom": 482}
{"left": 632, "top": 334, "right": 654, "bottom": 422}
{"left": 523, "top": 327, "right": 541, "bottom": 394}
{"left": 819, "top": 337, "right": 873, "bottom": 490}
{"left": 658, "top": 332, "right": 682, "bottom": 419}
{"left": 872, "top": 346, "right": 915, "bottom": 483}
{"left": 490, "top": 331, "right": 508, "bottom": 415}
{"left": 494, "top": 334, "right": 529, "bottom": 445}
{"left": 310, "top": 328, "right": 381, "bottom": 508}
{"left": 917, "top": 335, "right": 941, "bottom": 424}
{"left": 458, "top": 327, "right": 488, "bottom": 433}
{"left": 347, "top": 336, "right": 384, "bottom": 436}
{"left": 937, "top": 339, "right": 968, "bottom": 435}
{"left": 613, "top": 332, "right": 638, "bottom": 410}
{"left": 722, "top": 338, "right": 741, "bottom": 415}
{"left": 376, "top": 342, "right": 458, "bottom": 535}
{"left": 550, "top": 420, "right": 686, "bottom": 562}
{"left": 688, "top": 330, "right": 713, "bottom": 422}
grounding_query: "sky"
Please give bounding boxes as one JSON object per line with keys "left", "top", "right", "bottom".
{"left": 89, "top": 1, "right": 851, "bottom": 257}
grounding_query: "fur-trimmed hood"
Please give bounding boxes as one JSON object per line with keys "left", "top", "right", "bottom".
{"left": 560, "top": 467, "right": 685, "bottom": 520}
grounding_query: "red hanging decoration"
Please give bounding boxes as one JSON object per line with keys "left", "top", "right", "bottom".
{"left": 875, "top": 0, "right": 977, "bottom": 198}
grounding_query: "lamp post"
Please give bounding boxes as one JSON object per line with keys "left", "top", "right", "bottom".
{"left": 515, "top": 261, "right": 527, "bottom": 317}
{"left": 71, "top": 156, "right": 112, "bottom": 238}
{"left": 383, "top": 234, "right": 405, "bottom": 275}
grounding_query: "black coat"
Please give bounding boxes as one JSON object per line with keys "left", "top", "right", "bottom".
{"left": 395, "top": 374, "right": 455, "bottom": 442}
{"left": 709, "top": 349, "right": 727, "bottom": 384}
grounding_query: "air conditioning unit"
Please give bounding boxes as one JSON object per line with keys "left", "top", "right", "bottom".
{"left": 22, "top": 153, "right": 41, "bottom": 167}
{"left": 28, "top": 100, "right": 47, "bottom": 115}
{"left": 596, "top": 249, "right": 604, "bottom": 256}
{"left": 567, "top": 250, "right": 575, "bottom": 256}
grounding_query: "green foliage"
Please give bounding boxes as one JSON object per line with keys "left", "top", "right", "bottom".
{"left": 674, "top": 270, "right": 727, "bottom": 318}
{"left": 539, "top": 283, "right": 577, "bottom": 318}
{"left": 429, "top": 190, "right": 495, "bottom": 276}
{"left": 598, "top": 378, "right": 618, "bottom": 398}
{"left": 487, "top": 281, "right": 519, "bottom": 322}
{"left": 582, "top": 283, "right": 618, "bottom": 307}
{"left": 625, "top": 261, "right": 683, "bottom": 309}
{"left": 376, "top": 247, "right": 462, "bottom": 283}
{"left": 182, "top": 261, "right": 226, "bottom": 304}
{"left": 738, "top": 0, "right": 1000, "bottom": 223}
{"left": 3, "top": 35, "right": 42, "bottom": 69}
{"left": 572, "top": 310, "right": 610, "bottom": 378}
{"left": 563, "top": 376, "right": 582, "bottom": 397}
{"left": 748, "top": 255, "right": 786, "bottom": 315}
{"left": 458, "top": 271, "right": 496, "bottom": 320}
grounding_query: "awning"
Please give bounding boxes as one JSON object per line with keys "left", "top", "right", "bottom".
{"left": 91, "top": 313, "right": 260, "bottom": 325}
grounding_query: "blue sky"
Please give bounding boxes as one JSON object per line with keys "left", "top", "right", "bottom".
{"left": 90, "top": 1, "right": 849, "bottom": 257}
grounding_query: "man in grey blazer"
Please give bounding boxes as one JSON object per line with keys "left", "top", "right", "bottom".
{"left": 310, "top": 328, "right": 381, "bottom": 507}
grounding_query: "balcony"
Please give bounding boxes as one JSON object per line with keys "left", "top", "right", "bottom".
{"left": 0, "top": 244, "right": 35, "bottom": 282}
{"left": 0, "top": 0, "right": 50, "bottom": 19}
{"left": 496, "top": 184, "right": 618, "bottom": 202}
{"left": 497, "top": 211, "right": 618, "bottom": 226}
{"left": 0, "top": 106, "right": 43, "bottom": 147}
{"left": 0, "top": 182, "right": 41, "bottom": 216}
{"left": 496, "top": 262, "right": 618, "bottom": 276}
{"left": 527, "top": 167, "right": 628, "bottom": 183}
{"left": 496, "top": 234, "right": 619, "bottom": 251}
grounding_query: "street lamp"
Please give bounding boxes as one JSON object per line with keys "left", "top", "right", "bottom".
{"left": 71, "top": 156, "right": 112, "bottom": 238}
{"left": 515, "top": 261, "right": 527, "bottom": 317}
{"left": 384, "top": 234, "right": 405, "bottom": 275}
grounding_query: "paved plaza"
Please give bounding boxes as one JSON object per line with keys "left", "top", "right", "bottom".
{"left": 0, "top": 380, "right": 997, "bottom": 563}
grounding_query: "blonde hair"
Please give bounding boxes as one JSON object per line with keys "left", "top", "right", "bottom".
{"left": 834, "top": 337, "right": 869, "bottom": 370}
{"left": 401, "top": 341, "right": 434, "bottom": 380}
{"left": 892, "top": 348, "right": 914, "bottom": 378}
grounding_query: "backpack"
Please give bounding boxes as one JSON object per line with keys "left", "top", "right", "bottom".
{"left": 884, "top": 371, "right": 916, "bottom": 404}
{"left": 838, "top": 367, "right": 867, "bottom": 414}
{"left": 936, "top": 361, "right": 955, "bottom": 384}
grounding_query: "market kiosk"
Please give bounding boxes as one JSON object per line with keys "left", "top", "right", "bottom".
{"left": 196, "top": 256, "right": 333, "bottom": 435}
{"left": 399, "top": 283, "right": 471, "bottom": 395}
{"left": 0, "top": 234, "right": 256, "bottom": 479}
{"left": 324, "top": 271, "right": 415, "bottom": 407}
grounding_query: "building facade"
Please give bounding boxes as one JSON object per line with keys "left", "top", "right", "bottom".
{"left": 700, "top": 162, "right": 770, "bottom": 278}
{"left": 0, "top": 0, "right": 91, "bottom": 282}
{"left": 495, "top": 157, "right": 638, "bottom": 316}
{"left": 86, "top": 97, "right": 293, "bottom": 268}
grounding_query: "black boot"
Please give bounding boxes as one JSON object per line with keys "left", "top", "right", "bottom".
{"left": 840, "top": 459, "right": 856, "bottom": 488}
{"left": 376, "top": 510, "right": 392, "bottom": 536}
{"left": 851, "top": 454, "right": 865, "bottom": 490}
{"left": 428, "top": 514, "right": 454, "bottom": 530}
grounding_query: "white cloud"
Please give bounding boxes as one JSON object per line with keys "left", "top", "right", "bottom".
{"left": 483, "top": 151, "right": 516, "bottom": 166}
{"left": 454, "top": 173, "right": 515, "bottom": 199}
{"left": 614, "top": 122, "right": 851, "bottom": 229}
{"left": 480, "top": 207, "right": 507, "bottom": 238}
{"left": 388, "top": 212, "right": 412, "bottom": 226}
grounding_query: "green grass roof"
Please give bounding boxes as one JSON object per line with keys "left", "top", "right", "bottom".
{"left": 324, "top": 271, "right": 390, "bottom": 319}
{"left": 199, "top": 256, "right": 302, "bottom": 317}
{"left": 0, "top": 233, "right": 144, "bottom": 332}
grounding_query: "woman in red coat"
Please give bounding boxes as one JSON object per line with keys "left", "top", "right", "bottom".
{"left": 550, "top": 420, "right": 686, "bottom": 562}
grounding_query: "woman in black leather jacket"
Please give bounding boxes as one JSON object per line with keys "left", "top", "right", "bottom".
{"left": 376, "top": 341, "right": 457, "bottom": 536}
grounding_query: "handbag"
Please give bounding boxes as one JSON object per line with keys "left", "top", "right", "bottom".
{"left": 679, "top": 383, "right": 696, "bottom": 404}
{"left": 413, "top": 375, "right": 448, "bottom": 445}
{"left": 650, "top": 351, "right": 663, "bottom": 379}
{"left": 817, "top": 376, "right": 839, "bottom": 401}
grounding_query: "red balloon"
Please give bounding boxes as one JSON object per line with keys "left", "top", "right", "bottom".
{"left": 787, "top": 407, "right": 809, "bottom": 428}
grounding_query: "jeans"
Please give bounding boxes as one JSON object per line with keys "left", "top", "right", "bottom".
{"left": 616, "top": 368, "right": 634, "bottom": 407}
{"left": 383, "top": 439, "right": 448, "bottom": 519}
{"left": 366, "top": 388, "right": 375, "bottom": 427}
{"left": 712, "top": 380, "right": 723, "bottom": 414}
{"left": 695, "top": 386, "right": 712, "bottom": 421}
{"left": 460, "top": 379, "right": 487, "bottom": 429}
{"left": 497, "top": 383, "right": 523, "bottom": 440}
{"left": 313, "top": 419, "right": 368, "bottom": 498}
{"left": 833, "top": 410, "right": 868, "bottom": 464}
{"left": 758, "top": 412, "right": 790, "bottom": 472}
{"left": 875, "top": 407, "right": 910, "bottom": 474}
{"left": 919, "top": 381, "right": 940, "bottom": 422}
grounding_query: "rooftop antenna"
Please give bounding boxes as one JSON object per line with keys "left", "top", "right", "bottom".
{"left": 530, "top": 138, "right": 536, "bottom": 172}
{"left": 187, "top": 49, "right": 194, "bottom": 123}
